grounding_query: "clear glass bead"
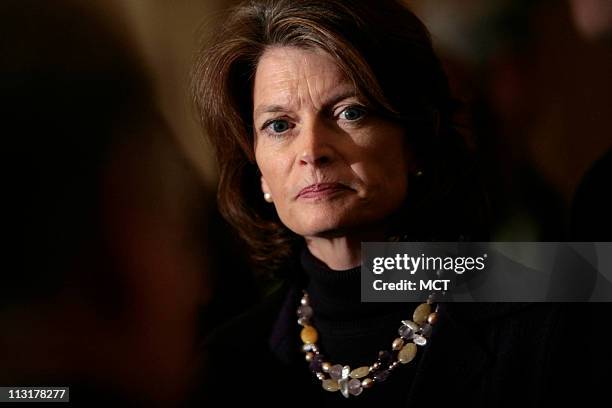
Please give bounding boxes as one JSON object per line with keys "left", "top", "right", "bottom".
{"left": 339, "top": 378, "right": 350, "bottom": 398}
{"left": 413, "top": 334, "right": 427, "bottom": 346}
{"left": 297, "top": 305, "right": 313, "bottom": 319}
{"left": 348, "top": 379, "right": 363, "bottom": 396}
{"left": 329, "top": 364, "right": 344, "bottom": 380}
{"left": 398, "top": 325, "right": 413, "bottom": 339}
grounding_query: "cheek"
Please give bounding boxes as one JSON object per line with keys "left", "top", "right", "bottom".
{"left": 355, "top": 137, "right": 410, "bottom": 182}
{"left": 384, "top": 149, "right": 411, "bottom": 196}
{"left": 379, "top": 161, "right": 409, "bottom": 196}
{"left": 255, "top": 150, "right": 292, "bottom": 197}
{"left": 353, "top": 141, "right": 411, "bottom": 201}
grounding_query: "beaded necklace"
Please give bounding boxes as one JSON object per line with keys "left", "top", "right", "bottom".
{"left": 297, "top": 291, "right": 439, "bottom": 398}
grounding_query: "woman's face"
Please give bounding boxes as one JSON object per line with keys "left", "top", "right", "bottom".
{"left": 253, "top": 46, "right": 414, "bottom": 238}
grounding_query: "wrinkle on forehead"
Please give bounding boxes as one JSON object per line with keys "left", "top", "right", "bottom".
{"left": 253, "top": 46, "right": 353, "bottom": 117}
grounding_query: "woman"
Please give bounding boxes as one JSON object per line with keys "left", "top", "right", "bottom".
{"left": 189, "top": 0, "right": 606, "bottom": 406}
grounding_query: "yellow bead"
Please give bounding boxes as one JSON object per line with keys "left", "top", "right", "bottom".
{"left": 413, "top": 303, "right": 431, "bottom": 325}
{"left": 399, "top": 342, "right": 417, "bottom": 364}
{"left": 322, "top": 379, "right": 340, "bottom": 392}
{"left": 301, "top": 325, "right": 318, "bottom": 344}
{"left": 349, "top": 366, "right": 370, "bottom": 379}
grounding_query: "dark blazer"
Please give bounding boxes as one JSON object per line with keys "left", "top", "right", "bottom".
{"left": 191, "top": 281, "right": 611, "bottom": 407}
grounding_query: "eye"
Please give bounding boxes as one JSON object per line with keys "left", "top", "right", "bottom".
{"left": 263, "top": 119, "right": 292, "bottom": 135}
{"left": 339, "top": 106, "right": 366, "bottom": 121}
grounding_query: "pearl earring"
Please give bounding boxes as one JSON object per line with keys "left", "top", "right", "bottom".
{"left": 264, "top": 192, "right": 273, "bottom": 202}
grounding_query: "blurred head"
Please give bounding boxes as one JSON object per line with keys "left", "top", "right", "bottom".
{"left": 569, "top": 0, "right": 612, "bottom": 42}
{"left": 192, "top": 0, "right": 486, "bottom": 274}
{"left": 2, "top": 0, "right": 208, "bottom": 403}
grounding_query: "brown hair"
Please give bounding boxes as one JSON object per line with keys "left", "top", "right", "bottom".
{"left": 192, "top": 0, "right": 488, "bottom": 276}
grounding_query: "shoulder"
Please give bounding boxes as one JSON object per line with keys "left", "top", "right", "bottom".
{"left": 185, "top": 283, "right": 293, "bottom": 404}
{"left": 445, "top": 302, "right": 603, "bottom": 352}
{"left": 442, "top": 302, "right": 611, "bottom": 405}
{"left": 204, "top": 282, "right": 291, "bottom": 354}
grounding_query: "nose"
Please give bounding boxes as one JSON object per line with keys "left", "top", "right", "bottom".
{"left": 298, "top": 120, "right": 336, "bottom": 167}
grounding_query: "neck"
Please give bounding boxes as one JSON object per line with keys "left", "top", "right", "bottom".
{"left": 304, "top": 227, "right": 386, "bottom": 271}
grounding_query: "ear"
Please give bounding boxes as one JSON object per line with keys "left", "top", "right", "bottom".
{"left": 260, "top": 176, "right": 270, "bottom": 195}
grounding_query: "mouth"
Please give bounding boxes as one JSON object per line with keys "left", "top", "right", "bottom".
{"left": 296, "top": 183, "right": 352, "bottom": 200}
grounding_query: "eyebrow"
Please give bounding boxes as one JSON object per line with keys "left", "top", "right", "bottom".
{"left": 253, "top": 89, "right": 359, "bottom": 120}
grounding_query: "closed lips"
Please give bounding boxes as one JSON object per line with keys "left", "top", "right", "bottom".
{"left": 297, "top": 183, "right": 350, "bottom": 198}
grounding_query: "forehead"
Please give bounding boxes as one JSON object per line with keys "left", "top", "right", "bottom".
{"left": 253, "top": 46, "right": 352, "bottom": 110}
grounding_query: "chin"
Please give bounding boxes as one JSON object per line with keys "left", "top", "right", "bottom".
{"left": 287, "top": 213, "right": 369, "bottom": 238}
{"left": 289, "top": 222, "right": 341, "bottom": 238}
{"left": 280, "top": 202, "right": 397, "bottom": 237}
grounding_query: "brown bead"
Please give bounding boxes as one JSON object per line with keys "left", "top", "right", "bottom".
{"left": 305, "top": 352, "right": 314, "bottom": 362}
{"left": 322, "top": 362, "right": 331, "bottom": 373}
{"left": 361, "top": 378, "right": 374, "bottom": 389}
{"left": 392, "top": 337, "right": 404, "bottom": 351}
{"left": 301, "top": 325, "right": 318, "bottom": 344}
{"left": 427, "top": 312, "right": 439, "bottom": 325}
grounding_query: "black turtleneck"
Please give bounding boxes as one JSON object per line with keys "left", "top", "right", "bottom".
{"left": 299, "top": 247, "right": 423, "bottom": 405}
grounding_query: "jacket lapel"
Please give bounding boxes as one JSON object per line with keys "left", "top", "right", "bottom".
{"left": 406, "top": 302, "right": 517, "bottom": 405}
{"left": 405, "top": 302, "right": 534, "bottom": 405}
{"left": 269, "top": 284, "right": 302, "bottom": 364}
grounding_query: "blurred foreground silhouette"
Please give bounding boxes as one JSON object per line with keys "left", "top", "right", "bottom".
{"left": 0, "top": 1, "right": 215, "bottom": 405}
